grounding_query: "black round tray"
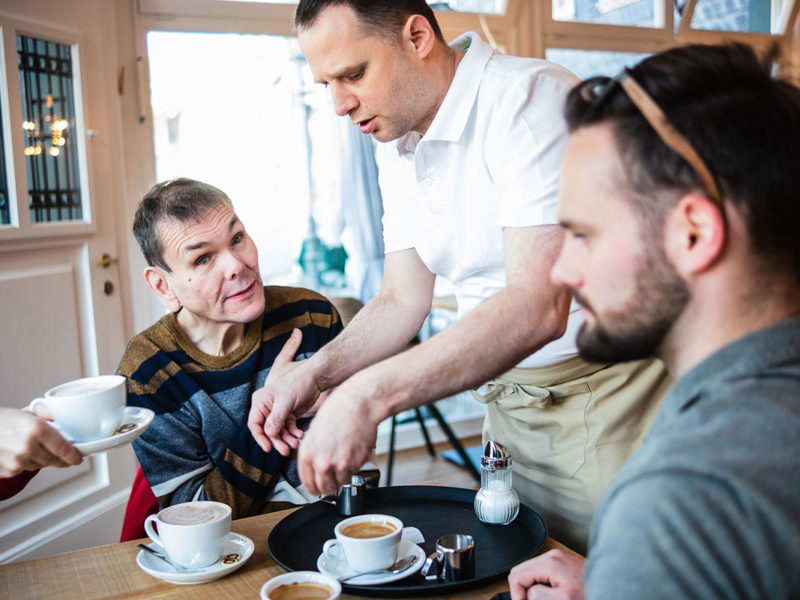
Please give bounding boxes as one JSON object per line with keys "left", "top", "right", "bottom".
{"left": 267, "top": 485, "right": 547, "bottom": 596}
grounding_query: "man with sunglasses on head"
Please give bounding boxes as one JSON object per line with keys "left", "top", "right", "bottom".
{"left": 508, "top": 43, "right": 800, "bottom": 599}
{"left": 249, "top": 0, "right": 669, "bottom": 552}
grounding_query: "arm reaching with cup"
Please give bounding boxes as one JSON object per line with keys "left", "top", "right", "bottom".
{"left": 507, "top": 550, "right": 586, "bottom": 600}
{"left": 0, "top": 407, "right": 82, "bottom": 478}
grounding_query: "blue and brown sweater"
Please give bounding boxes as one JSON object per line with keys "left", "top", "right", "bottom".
{"left": 117, "top": 286, "right": 342, "bottom": 519}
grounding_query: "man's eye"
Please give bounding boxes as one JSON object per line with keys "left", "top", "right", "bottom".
{"left": 194, "top": 254, "right": 210, "bottom": 266}
{"left": 348, "top": 69, "right": 364, "bottom": 81}
{"left": 232, "top": 233, "right": 244, "bottom": 245}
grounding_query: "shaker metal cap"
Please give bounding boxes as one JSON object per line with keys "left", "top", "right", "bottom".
{"left": 481, "top": 440, "right": 511, "bottom": 469}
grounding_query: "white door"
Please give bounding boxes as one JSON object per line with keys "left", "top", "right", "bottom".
{"left": 0, "top": 1, "right": 137, "bottom": 561}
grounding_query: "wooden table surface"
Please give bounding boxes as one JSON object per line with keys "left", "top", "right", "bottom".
{"left": 0, "top": 501, "right": 578, "bottom": 600}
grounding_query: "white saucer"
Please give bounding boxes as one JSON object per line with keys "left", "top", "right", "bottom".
{"left": 70, "top": 407, "right": 154, "bottom": 456}
{"left": 136, "top": 532, "right": 254, "bottom": 585}
{"left": 317, "top": 539, "right": 425, "bottom": 586}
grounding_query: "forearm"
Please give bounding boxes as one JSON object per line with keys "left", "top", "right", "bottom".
{"left": 309, "top": 286, "right": 433, "bottom": 392}
{"left": 358, "top": 283, "right": 570, "bottom": 422}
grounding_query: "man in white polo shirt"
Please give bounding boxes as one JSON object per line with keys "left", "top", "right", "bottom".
{"left": 249, "top": 0, "right": 669, "bottom": 551}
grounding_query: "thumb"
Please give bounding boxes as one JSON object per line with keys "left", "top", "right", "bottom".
{"left": 274, "top": 328, "right": 303, "bottom": 368}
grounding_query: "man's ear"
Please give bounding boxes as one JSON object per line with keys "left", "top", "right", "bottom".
{"left": 665, "top": 192, "right": 726, "bottom": 276}
{"left": 144, "top": 266, "right": 181, "bottom": 313}
{"left": 403, "top": 14, "right": 436, "bottom": 60}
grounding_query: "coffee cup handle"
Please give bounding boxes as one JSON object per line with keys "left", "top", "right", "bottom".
{"left": 322, "top": 539, "right": 343, "bottom": 560}
{"left": 144, "top": 514, "right": 166, "bottom": 550}
{"left": 28, "top": 398, "right": 48, "bottom": 417}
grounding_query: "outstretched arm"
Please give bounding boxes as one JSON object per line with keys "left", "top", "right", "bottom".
{"left": 247, "top": 248, "right": 436, "bottom": 455}
{"left": 298, "top": 225, "right": 572, "bottom": 495}
{"left": 0, "top": 407, "right": 82, "bottom": 478}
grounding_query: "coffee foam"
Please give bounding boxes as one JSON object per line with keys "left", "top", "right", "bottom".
{"left": 159, "top": 503, "right": 228, "bottom": 526}
{"left": 269, "top": 582, "right": 333, "bottom": 600}
{"left": 50, "top": 380, "right": 117, "bottom": 398}
{"left": 340, "top": 521, "right": 397, "bottom": 539}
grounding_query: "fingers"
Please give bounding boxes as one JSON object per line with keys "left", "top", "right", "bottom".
{"left": 247, "top": 401, "right": 274, "bottom": 453}
{"left": 272, "top": 328, "right": 302, "bottom": 370}
{"left": 37, "top": 424, "right": 82, "bottom": 467}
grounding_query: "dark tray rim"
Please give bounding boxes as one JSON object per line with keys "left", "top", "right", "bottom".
{"left": 267, "top": 485, "right": 547, "bottom": 597}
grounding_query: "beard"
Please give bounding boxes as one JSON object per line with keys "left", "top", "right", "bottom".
{"left": 575, "top": 242, "right": 689, "bottom": 363}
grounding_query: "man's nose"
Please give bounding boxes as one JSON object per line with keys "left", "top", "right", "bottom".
{"left": 550, "top": 240, "right": 581, "bottom": 289}
{"left": 223, "top": 250, "right": 246, "bottom": 279}
{"left": 330, "top": 83, "right": 358, "bottom": 117}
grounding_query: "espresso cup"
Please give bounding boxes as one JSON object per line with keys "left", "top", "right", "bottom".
{"left": 29, "top": 374, "right": 126, "bottom": 442}
{"left": 260, "top": 571, "right": 341, "bottom": 600}
{"left": 144, "top": 501, "right": 232, "bottom": 569}
{"left": 322, "top": 514, "right": 403, "bottom": 573}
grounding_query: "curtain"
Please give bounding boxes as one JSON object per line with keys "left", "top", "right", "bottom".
{"left": 337, "top": 119, "right": 385, "bottom": 303}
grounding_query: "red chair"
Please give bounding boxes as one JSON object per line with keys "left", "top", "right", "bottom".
{"left": 119, "top": 466, "right": 159, "bottom": 542}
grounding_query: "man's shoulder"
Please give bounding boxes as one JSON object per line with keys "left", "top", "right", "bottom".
{"left": 262, "top": 285, "right": 333, "bottom": 312}
{"left": 481, "top": 53, "right": 579, "bottom": 98}
{"left": 118, "top": 313, "right": 177, "bottom": 376}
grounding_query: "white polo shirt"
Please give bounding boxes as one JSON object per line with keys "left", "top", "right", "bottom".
{"left": 376, "top": 32, "right": 583, "bottom": 368}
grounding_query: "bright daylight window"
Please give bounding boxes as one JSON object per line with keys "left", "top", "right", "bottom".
{"left": 546, "top": 48, "right": 650, "bottom": 79}
{"left": 18, "top": 34, "right": 83, "bottom": 224}
{"left": 552, "top": 0, "right": 661, "bottom": 27}
{"left": 147, "top": 31, "right": 342, "bottom": 288}
{"left": 687, "top": 0, "right": 778, "bottom": 32}
{"left": 429, "top": 0, "right": 508, "bottom": 13}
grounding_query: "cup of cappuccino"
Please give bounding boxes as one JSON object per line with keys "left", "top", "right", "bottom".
{"left": 144, "top": 501, "right": 232, "bottom": 569}
{"left": 322, "top": 513, "right": 403, "bottom": 573}
{"left": 29, "top": 374, "right": 126, "bottom": 442}
{"left": 260, "top": 571, "right": 341, "bottom": 600}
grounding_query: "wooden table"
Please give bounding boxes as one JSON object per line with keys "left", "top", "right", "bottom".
{"left": 0, "top": 505, "right": 577, "bottom": 599}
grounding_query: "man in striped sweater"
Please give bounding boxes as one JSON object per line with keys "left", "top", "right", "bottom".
{"left": 118, "top": 178, "right": 342, "bottom": 518}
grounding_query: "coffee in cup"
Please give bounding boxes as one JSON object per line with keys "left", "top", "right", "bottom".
{"left": 260, "top": 571, "right": 341, "bottom": 600}
{"left": 144, "top": 501, "right": 232, "bottom": 569}
{"left": 29, "top": 374, "right": 126, "bottom": 442}
{"left": 339, "top": 520, "right": 397, "bottom": 539}
{"left": 322, "top": 513, "right": 403, "bottom": 573}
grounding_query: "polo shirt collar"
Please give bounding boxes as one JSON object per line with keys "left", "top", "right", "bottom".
{"left": 395, "top": 31, "right": 493, "bottom": 156}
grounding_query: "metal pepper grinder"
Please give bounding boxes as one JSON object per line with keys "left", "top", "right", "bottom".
{"left": 473, "top": 440, "right": 519, "bottom": 525}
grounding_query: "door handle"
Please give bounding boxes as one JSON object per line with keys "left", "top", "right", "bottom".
{"left": 96, "top": 253, "right": 119, "bottom": 268}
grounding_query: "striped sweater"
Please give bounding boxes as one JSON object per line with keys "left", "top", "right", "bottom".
{"left": 117, "top": 286, "right": 342, "bottom": 519}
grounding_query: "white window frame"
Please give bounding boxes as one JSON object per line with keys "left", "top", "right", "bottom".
{"left": 0, "top": 14, "right": 95, "bottom": 242}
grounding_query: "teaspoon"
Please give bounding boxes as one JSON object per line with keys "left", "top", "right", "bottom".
{"left": 338, "top": 554, "right": 418, "bottom": 582}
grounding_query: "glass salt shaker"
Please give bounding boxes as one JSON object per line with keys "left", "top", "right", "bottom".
{"left": 474, "top": 440, "right": 519, "bottom": 525}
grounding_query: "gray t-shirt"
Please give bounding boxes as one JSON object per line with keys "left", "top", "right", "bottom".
{"left": 585, "top": 316, "right": 800, "bottom": 599}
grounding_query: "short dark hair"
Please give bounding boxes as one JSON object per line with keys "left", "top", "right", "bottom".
{"left": 565, "top": 43, "right": 800, "bottom": 269}
{"left": 295, "top": 0, "right": 445, "bottom": 44}
{"left": 133, "top": 178, "right": 233, "bottom": 271}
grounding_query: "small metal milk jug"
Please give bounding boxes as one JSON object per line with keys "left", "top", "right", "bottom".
{"left": 473, "top": 440, "right": 519, "bottom": 525}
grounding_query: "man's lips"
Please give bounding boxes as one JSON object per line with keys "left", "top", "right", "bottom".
{"left": 225, "top": 281, "right": 256, "bottom": 302}
{"left": 357, "top": 116, "right": 377, "bottom": 134}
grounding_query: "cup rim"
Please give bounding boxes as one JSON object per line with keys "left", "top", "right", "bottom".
{"left": 334, "top": 513, "right": 403, "bottom": 541}
{"left": 155, "top": 500, "right": 232, "bottom": 526}
{"left": 46, "top": 374, "right": 126, "bottom": 398}
{"left": 260, "top": 570, "right": 341, "bottom": 600}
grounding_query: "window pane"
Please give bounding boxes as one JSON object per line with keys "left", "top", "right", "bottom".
{"left": 429, "top": 0, "right": 508, "bottom": 14}
{"left": 546, "top": 48, "right": 649, "bottom": 80}
{"left": 17, "top": 35, "right": 83, "bottom": 224}
{"left": 147, "top": 31, "right": 341, "bottom": 285}
{"left": 688, "top": 0, "right": 776, "bottom": 32}
{"left": 552, "top": 0, "right": 658, "bottom": 26}
{"left": 0, "top": 95, "right": 9, "bottom": 225}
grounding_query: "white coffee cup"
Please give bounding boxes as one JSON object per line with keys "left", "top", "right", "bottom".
{"left": 144, "top": 501, "right": 232, "bottom": 569}
{"left": 260, "top": 571, "right": 341, "bottom": 600}
{"left": 322, "top": 513, "right": 403, "bottom": 573}
{"left": 29, "top": 374, "right": 126, "bottom": 442}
